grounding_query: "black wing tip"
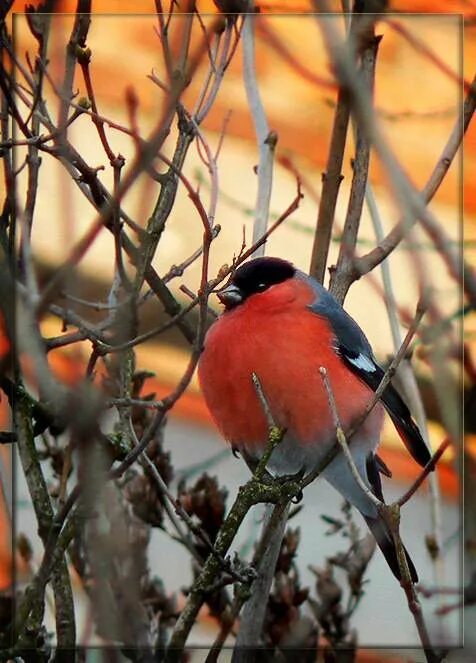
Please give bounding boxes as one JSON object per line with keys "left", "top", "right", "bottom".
{"left": 365, "top": 515, "right": 419, "bottom": 583}
{"left": 382, "top": 536, "right": 419, "bottom": 584}
{"left": 394, "top": 417, "right": 432, "bottom": 469}
{"left": 383, "top": 382, "right": 431, "bottom": 468}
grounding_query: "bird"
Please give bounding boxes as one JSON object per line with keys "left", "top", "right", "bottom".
{"left": 198, "top": 256, "right": 432, "bottom": 583}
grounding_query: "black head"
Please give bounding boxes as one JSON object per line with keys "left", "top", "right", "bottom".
{"left": 217, "top": 257, "right": 296, "bottom": 310}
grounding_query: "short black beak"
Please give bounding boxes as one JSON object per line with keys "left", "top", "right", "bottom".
{"left": 216, "top": 283, "right": 243, "bottom": 309}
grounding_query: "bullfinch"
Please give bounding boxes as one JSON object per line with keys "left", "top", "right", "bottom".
{"left": 198, "top": 257, "right": 431, "bottom": 582}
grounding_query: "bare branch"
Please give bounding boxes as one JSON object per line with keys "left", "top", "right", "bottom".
{"left": 242, "top": 7, "right": 276, "bottom": 256}
{"left": 317, "top": 370, "right": 441, "bottom": 663}
{"left": 37, "top": 18, "right": 220, "bottom": 315}
{"left": 355, "top": 73, "right": 476, "bottom": 279}
{"left": 319, "top": 367, "right": 381, "bottom": 508}
{"left": 313, "top": 4, "right": 476, "bottom": 306}
{"left": 14, "top": 386, "right": 76, "bottom": 648}
{"left": 329, "top": 31, "right": 381, "bottom": 303}
{"left": 309, "top": 84, "right": 350, "bottom": 286}
{"left": 398, "top": 438, "right": 451, "bottom": 508}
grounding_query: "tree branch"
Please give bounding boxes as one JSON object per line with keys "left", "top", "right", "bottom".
{"left": 13, "top": 385, "right": 76, "bottom": 649}
{"left": 318, "top": 368, "right": 441, "bottom": 663}
{"left": 329, "top": 31, "right": 381, "bottom": 303}
{"left": 313, "top": 3, "right": 476, "bottom": 307}
{"left": 242, "top": 4, "right": 276, "bottom": 256}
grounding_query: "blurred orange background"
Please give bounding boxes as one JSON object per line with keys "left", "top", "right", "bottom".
{"left": 1, "top": 0, "right": 473, "bottom": 653}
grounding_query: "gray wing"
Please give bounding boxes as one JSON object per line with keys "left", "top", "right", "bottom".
{"left": 296, "top": 271, "right": 431, "bottom": 468}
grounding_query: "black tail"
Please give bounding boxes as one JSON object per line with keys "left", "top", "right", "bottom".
{"left": 364, "top": 515, "right": 418, "bottom": 583}
{"left": 365, "top": 454, "right": 418, "bottom": 583}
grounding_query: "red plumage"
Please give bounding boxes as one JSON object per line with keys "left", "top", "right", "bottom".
{"left": 199, "top": 277, "right": 382, "bottom": 450}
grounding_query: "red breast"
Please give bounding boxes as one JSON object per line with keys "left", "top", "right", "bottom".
{"left": 198, "top": 277, "right": 378, "bottom": 450}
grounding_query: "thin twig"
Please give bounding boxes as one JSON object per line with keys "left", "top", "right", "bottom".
{"left": 128, "top": 418, "right": 237, "bottom": 574}
{"left": 78, "top": 46, "right": 120, "bottom": 165}
{"left": 365, "top": 180, "right": 445, "bottom": 604}
{"left": 385, "top": 18, "right": 470, "bottom": 92}
{"left": 57, "top": 0, "right": 91, "bottom": 133}
{"left": 302, "top": 297, "right": 426, "bottom": 490}
{"left": 318, "top": 370, "right": 440, "bottom": 663}
{"left": 319, "top": 367, "right": 381, "bottom": 507}
{"left": 194, "top": 21, "right": 233, "bottom": 124}
{"left": 349, "top": 298, "right": 427, "bottom": 438}
{"left": 242, "top": 8, "right": 276, "bottom": 256}
{"left": 256, "top": 17, "right": 335, "bottom": 93}
{"left": 397, "top": 438, "right": 451, "bottom": 507}
{"left": 37, "top": 18, "right": 220, "bottom": 315}
{"left": 162, "top": 224, "right": 221, "bottom": 284}
{"left": 130, "top": 414, "right": 256, "bottom": 584}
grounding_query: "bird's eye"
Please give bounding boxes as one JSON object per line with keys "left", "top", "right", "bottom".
{"left": 256, "top": 282, "right": 268, "bottom": 292}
